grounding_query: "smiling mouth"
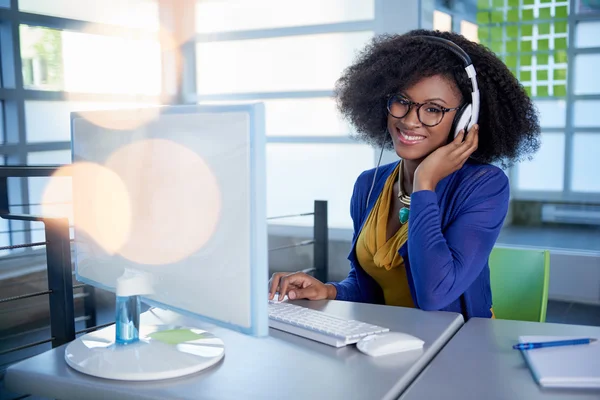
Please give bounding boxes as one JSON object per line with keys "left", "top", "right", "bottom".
{"left": 395, "top": 126, "right": 426, "bottom": 144}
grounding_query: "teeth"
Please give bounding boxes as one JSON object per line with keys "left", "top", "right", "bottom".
{"left": 400, "top": 131, "right": 425, "bottom": 142}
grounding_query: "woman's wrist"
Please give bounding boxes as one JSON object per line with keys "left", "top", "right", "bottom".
{"left": 325, "top": 283, "right": 337, "bottom": 300}
{"left": 414, "top": 171, "right": 437, "bottom": 192}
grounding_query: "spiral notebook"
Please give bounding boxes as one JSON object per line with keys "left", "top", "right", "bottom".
{"left": 518, "top": 335, "right": 600, "bottom": 389}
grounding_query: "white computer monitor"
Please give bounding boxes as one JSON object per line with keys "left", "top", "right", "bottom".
{"left": 63, "top": 104, "right": 267, "bottom": 381}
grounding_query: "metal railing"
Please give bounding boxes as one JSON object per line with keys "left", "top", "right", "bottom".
{"left": 268, "top": 200, "right": 329, "bottom": 282}
{"left": 0, "top": 166, "right": 98, "bottom": 362}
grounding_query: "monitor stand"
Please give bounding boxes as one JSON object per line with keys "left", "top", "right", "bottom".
{"left": 64, "top": 271, "right": 225, "bottom": 381}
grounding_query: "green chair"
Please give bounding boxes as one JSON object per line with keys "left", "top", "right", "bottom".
{"left": 489, "top": 246, "right": 550, "bottom": 322}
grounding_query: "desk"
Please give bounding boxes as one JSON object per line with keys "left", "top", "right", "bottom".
{"left": 400, "top": 318, "right": 600, "bottom": 400}
{"left": 6, "top": 300, "right": 463, "bottom": 400}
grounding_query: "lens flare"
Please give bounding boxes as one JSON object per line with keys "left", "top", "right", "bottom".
{"left": 42, "top": 162, "right": 132, "bottom": 254}
{"left": 105, "top": 138, "right": 222, "bottom": 265}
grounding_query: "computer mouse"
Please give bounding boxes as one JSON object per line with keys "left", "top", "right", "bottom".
{"left": 356, "top": 331, "right": 424, "bottom": 357}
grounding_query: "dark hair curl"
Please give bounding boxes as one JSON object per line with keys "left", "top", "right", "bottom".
{"left": 335, "top": 29, "right": 540, "bottom": 167}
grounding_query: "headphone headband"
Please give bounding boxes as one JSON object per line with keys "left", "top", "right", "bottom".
{"left": 417, "top": 35, "right": 472, "bottom": 66}
{"left": 414, "top": 35, "right": 480, "bottom": 139}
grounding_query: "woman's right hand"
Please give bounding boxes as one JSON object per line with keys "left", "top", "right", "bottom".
{"left": 268, "top": 272, "right": 337, "bottom": 302}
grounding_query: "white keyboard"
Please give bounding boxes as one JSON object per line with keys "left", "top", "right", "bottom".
{"left": 268, "top": 301, "right": 389, "bottom": 347}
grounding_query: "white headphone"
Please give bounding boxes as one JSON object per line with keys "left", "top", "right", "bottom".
{"left": 422, "top": 36, "right": 480, "bottom": 139}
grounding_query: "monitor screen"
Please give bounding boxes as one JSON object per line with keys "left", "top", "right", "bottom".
{"left": 70, "top": 104, "right": 268, "bottom": 336}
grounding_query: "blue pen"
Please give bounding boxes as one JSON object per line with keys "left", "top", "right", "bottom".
{"left": 513, "top": 338, "right": 597, "bottom": 350}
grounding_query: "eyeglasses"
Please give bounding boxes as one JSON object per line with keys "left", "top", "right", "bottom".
{"left": 386, "top": 94, "right": 461, "bottom": 127}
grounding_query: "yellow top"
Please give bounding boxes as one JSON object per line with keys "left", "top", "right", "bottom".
{"left": 356, "top": 164, "right": 414, "bottom": 307}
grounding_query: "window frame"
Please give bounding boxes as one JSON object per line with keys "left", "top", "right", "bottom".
{"left": 0, "top": 0, "right": 166, "bottom": 253}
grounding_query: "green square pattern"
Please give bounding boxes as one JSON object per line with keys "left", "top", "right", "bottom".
{"left": 505, "top": 55, "right": 518, "bottom": 68}
{"left": 538, "top": 23, "right": 551, "bottom": 35}
{"left": 555, "top": 21, "right": 568, "bottom": 34}
{"left": 491, "top": 11, "right": 504, "bottom": 23}
{"left": 477, "top": 12, "right": 490, "bottom": 24}
{"left": 554, "top": 85, "right": 567, "bottom": 97}
{"left": 491, "top": 42, "right": 504, "bottom": 53}
{"left": 477, "top": 0, "right": 570, "bottom": 98}
{"left": 554, "top": 68, "right": 567, "bottom": 80}
{"left": 539, "top": 7, "right": 551, "bottom": 19}
{"left": 556, "top": 6, "right": 568, "bottom": 18}
{"left": 555, "top": 51, "right": 568, "bottom": 63}
{"left": 491, "top": 27, "right": 503, "bottom": 40}
{"left": 507, "top": 9, "right": 519, "bottom": 21}
{"left": 478, "top": 27, "right": 490, "bottom": 40}
{"left": 555, "top": 37, "right": 568, "bottom": 50}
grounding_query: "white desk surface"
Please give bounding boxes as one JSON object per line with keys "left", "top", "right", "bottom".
{"left": 400, "top": 318, "right": 600, "bottom": 400}
{"left": 5, "top": 300, "right": 464, "bottom": 400}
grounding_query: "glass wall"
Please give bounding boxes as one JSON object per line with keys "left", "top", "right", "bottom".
{"left": 0, "top": 1, "right": 162, "bottom": 254}
{"left": 478, "top": 0, "right": 600, "bottom": 203}
{"left": 194, "top": 0, "right": 378, "bottom": 229}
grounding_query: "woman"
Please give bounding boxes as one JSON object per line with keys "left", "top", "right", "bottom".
{"left": 268, "top": 29, "right": 540, "bottom": 318}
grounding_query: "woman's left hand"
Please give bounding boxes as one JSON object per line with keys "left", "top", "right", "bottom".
{"left": 414, "top": 124, "right": 479, "bottom": 192}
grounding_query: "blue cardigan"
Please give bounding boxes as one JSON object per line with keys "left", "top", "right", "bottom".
{"left": 330, "top": 159, "right": 509, "bottom": 319}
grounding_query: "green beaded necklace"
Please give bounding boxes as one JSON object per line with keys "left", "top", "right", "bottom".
{"left": 397, "top": 160, "right": 411, "bottom": 224}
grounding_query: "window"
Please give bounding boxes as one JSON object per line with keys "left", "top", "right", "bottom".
{"left": 570, "top": 6, "right": 600, "bottom": 197}
{"left": 533, "top": 99, "right": 567, "bottom": 128}
{"left": 575, "top": 21, "right": 600, "bottom": 48}
{"left": 460, "top": 20, "right": 479, "bottom": 43}
{"left": 517, "top": 133, "right": 565, "bottom": 192}
{"left": 196, "top": 32, "right": 373, "bottom": 95}
{"left": 25, "top": 101, "right": 157, "bottom": 143}
{"left": 195, "top": 0, "right": 378, "bottom": 229}
{"left": 195, "top": 0, "right": 374, "bottom": 33}
{"left": 475, "top": 0, "right": 600, "bottom": 201}
{"left": 477, "top": 0, "right": 569, "bottom": 97}
{"left": 204, "top": 98, "right": 356, "bottom": 136}
{"left": 18, "top": 0, "right": 160, "bottom": 30}
{"left": 433, "top": 10, "right": 452, "bottom": 32}
{"left": 0, "top": 2, "right": 164, "bottom": 253}
{"left": 577, "top": 0, "right": 600, "bottom": 14}
{"left": 266, "top": 144, "right": 374, "bottom": 227}
{"left": 571, "top": 133, "right": 600, "bottom": 193}
{"left": 574, "top": 100, "right": 600, "bottom": 128}
{"left": 20, "top": 25, "right": 162, "bottom": 94}
{"left": 573, "top": 54, "right": 600, "bottom": 95}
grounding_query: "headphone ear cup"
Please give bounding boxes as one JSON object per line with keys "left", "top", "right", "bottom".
{"left": 450, "top": 103, "right": 472, "bottom": 140}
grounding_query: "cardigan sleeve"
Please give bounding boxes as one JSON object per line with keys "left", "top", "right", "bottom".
{"left": 406, "top": 168, "right": 509, "bottom": 311}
